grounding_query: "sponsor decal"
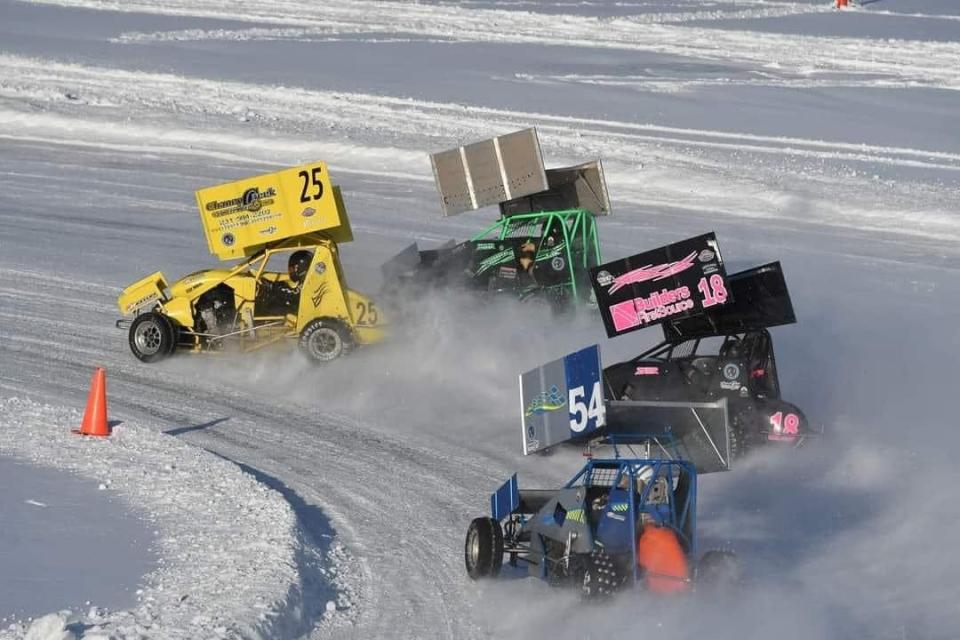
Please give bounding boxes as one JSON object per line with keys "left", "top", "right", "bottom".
{"left": 607, "top": 251, "right": 697, "bottom": 295}
{"left": 124, "top": 292, "right": 159, "bottom": 314}
{"left": 314, "top": 261, "right": 326, "bottom": 275}
{"left": 720, "top": 381, "right": 741, "bottom": 391}
{"left": 606, "top": 512, "right": 626, "bottom": 522}
{"left": 221, "top": 233, "right": 235, "bottom": 246}
{"left": 550, "top": 256, "right": 565, "bottom": 271}
{"left": 301, "top": 206, "right": 316, "bottom": 218}
{"left": 590, "top": 233, "right": 730, "bottom": 338}
{"left": 723, "top": 363, "right": 740, "bottom": 380}
{"left": 206, "top": 186, "right": 277, "bottom": 217}
{"left": 311, "top": 283, "right": 328, "bottom": 308}
{"left": 611, "top": 286, "right": 693, "bottom": 332}
{"left": 259, "top": 225, "right": 278, "bottom": 236}
{"left": 498, "top": 265, "right": 517, "bottom": 280}
{"left": 537, "top": 243, "right": 566, "bottom": 260}
{"left": 525, "top": 384, "right": 566, "bottom": 417}
{"left": 475, "top": 242, "right": 496, "bottom": 251}
{"left": 634, "top": 366, "right": 660, "bottom": 376}
{"left": 476, "top": 248, "right": 515, "bottom": 275}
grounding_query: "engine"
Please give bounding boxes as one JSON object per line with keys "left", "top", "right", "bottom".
{"left": 194, "top": 284, "right": 236, "bottom": 336}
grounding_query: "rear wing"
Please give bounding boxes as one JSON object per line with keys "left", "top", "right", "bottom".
{"left": 605, "top": 400, "right": 731, "bottom": 474}
{"left": 195, "top": 162, "right": 353, "bottom": 261}
{"left": 519, "top": 344, "right": 730, "bottom": 473}
{"left": 429, "top": 128, "right": 610, "bottom": 218}
{"left": 661, "top": 262, "right": 796, "bottom": 341}
{"left": 430, "top": 128, "right": 548, "bottom": 216}
{"left": 499, "top": 160, "right": 611, "bottom": 218}
{"left": 589, "top": 233, "right": 731, "bottom": 340}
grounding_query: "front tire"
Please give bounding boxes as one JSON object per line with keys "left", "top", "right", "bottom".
{"left": 464, "top": 517, "right": 503, "bottom": 580}
{"left": 299, "top": 319, "right": 353, "bottom": 363}
{"left": 129, "top": 312, "right": 175, "bottom": 363}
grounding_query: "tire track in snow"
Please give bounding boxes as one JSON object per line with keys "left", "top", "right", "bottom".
{"left": 0, "top": 229, "right": 517, "bottom": 640}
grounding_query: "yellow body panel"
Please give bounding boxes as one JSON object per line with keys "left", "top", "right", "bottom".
{"left": 195, "top": 162, "right": 351, "bottom": 261}
{"left": 118, "top": 271, "right": 168, "bottom": 315}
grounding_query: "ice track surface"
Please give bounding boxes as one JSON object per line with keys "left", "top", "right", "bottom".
{"left": 1, "top": 0, "right": 960, "bottom": 638}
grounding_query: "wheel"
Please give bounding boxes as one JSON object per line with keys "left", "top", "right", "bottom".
{"left": 128, "top": 312, "right": 175, "bottom": 363}
{"left": 582, "top": 548, "right": 620, "bottom": 600}
{"left": 298, "top": 319, "right": 353, "bottom": 363}
{"left": 696, "top": 550, "right": 742, "bottom": 590}
{"left": 464, "top": 517, "right": 503, "bottom": 580}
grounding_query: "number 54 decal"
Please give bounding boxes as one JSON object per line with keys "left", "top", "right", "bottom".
{"left": 569, "top": 381, "right": 605, "bottom": 433}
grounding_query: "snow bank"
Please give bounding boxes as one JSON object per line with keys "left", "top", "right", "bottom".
{"left": 0, "top": 397, "right": 307, "bottom": 640}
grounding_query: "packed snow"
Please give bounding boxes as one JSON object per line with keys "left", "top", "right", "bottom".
{"left": 1, "top": 0, "right": 959, "bottom": 638}
{"left": 0, "top": 397, "right": 357, "bottom": 639}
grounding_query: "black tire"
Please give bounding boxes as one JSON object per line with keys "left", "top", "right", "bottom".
{"left": 298, "top": 319, "right": 353, "bottom": 364}
{"left": 464, "top": 517, "right": 503, "bottom": 580}
{"left": 166, "top": 321, "right": 180, "bottom": 356}
{"left": 582, "top": 548, "right": 620, "bottom": 600}
{"left": 696, "top": 550, "right": 742, "bottom": 590}
{"left": 129, "top": 312, "right": 175, "bottom": 363}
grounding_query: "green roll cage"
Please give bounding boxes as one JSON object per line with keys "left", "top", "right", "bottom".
{"left": 469, "top": 208, "right": 603, "bottom": 302}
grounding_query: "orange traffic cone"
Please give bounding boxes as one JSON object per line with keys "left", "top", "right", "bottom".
{"left": 73, "top": 367, "right": 110, "bottom": 437}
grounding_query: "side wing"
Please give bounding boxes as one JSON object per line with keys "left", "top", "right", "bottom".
{"left": 519, "top": 344, "right": 605, "bottom": 454}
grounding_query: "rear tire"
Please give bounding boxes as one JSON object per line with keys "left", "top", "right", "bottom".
{"left": 299, "top": 319, "right": 353, "bottom": 363}
{"left": 129, "top": 312, "right": 175, "bottom": 363}
{"left": 582, "top": 548, "right": 620, "bottom": 600}
{"left": 464, "top": 517, "right": 503, "bottom": 580}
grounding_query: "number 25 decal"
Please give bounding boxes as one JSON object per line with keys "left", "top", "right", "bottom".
{"left": 298, "top": 166, "right": 324, "bottom": 203}
{"left": 355, "top": 300, "right": 378, "bottom": 326}
{"left": 569, "top": 381, "right": 605, "bottom": 433}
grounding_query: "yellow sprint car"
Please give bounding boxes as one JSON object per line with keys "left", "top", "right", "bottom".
{"left": 116, "top": 162, "right": 386, "bottom": 363}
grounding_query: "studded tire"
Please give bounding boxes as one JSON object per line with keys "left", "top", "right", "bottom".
{"left": 128, "top": 312, "right": 175, "bottom": 363}
{"left": 464, "top": 517, "right": 504, "bottom": 580}
{"left": 582, "top": 548, "right": 621, "bottom": 600}
{"left": 298, "top": 319, "right": 353, "bottom": 364}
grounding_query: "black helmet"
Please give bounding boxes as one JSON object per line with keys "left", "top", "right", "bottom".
{"left": 288, "top": 250, "right": 313, "bottom": 284}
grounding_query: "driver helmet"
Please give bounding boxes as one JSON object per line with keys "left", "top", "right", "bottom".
{"left": 288, "top": 250, "right": 313, "bottom": 284}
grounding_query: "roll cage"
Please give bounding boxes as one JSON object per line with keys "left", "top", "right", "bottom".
{"left": 637, "top": 329, "right": 782, "bottom": 398}
{"left": 470, "top": 208, "right": 601, "bottom": 302}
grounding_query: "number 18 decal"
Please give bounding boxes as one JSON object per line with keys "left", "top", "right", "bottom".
{"left": 697, "top": 274, "right": 729, "bottom": 308}
{"left": 770, "top": 411, "right": 800, "bottom": 435}
{"left": 569, "top": 381, "right": 605, "bottom": 433}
